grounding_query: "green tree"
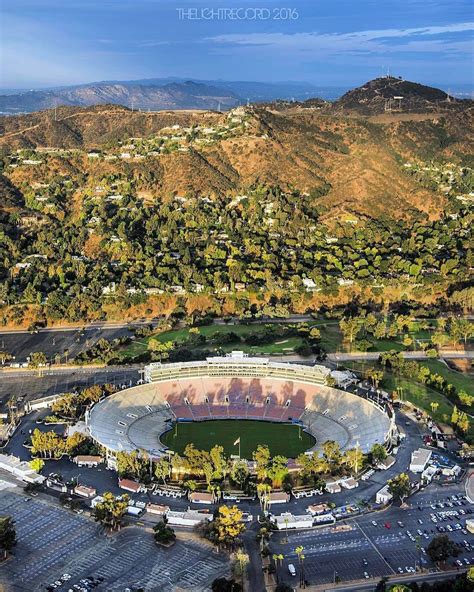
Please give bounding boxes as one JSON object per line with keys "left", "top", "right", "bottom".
{"left": 94, "top": 492, "right": 129, "bottom": 531}
{"left": 366, "top": 368, "right": 384, "bottom": 389}
{"left": 308, "top": 327, "right": 321, "bottom": 341}
{"left": 339, "top": 317, "right": 360, "bottom": 351}
{"left": 426, "top": 534, "right": 460, "bottom": 563}
{"left": 153, "top": 520, "right": 176, "bottom": 546}
{"left": 234, "top": 550, "right": 249, "bottom": 588}
{"left": 30, "top": 428, "right": 64, "bottom": 458}
{"left": 29, "top": 351, "right": 48, "bottom": 375}
{"left": 197, "top": 505, "right": 245, "bottom": 550}
{"left": 147, "top": 339, "right": 173, "bottom": 360}
{"left": 253, "top": 445, "right": 271, "bottom": 482}
{"left": 154, "top": 457, "right": 171, "bottom": 484}
{"left": 370, "top": 443, "right": 387, "bottom": 465}
{"left": 451, "top": 405, "right": 459, "bottom": 426}
{"left": 116, "top": 450, "right": 147, "bottom": 480}
{"left": 210, "top": 445, "right": 228, "bottom": 479}
{"left": 0, "top": 351, "right": 12, "bottom": 366}
{"left": 387, "top": 473, "right": 411, "bottom": 504}
{"left": 343, "top": 447, "right": 365, "bottom": 475}
{"left": 451, "top": 319, "right": 474, "bottom": 346}
{"left": 457, "top": 411, "right": 469, "bottom": 433}
{"left": 267, "top": 455, "right": 289, "bottom": 488}
{"left": 230, "top": 460, "right": 249, "bottom": 488}
{"left": 321, "top": 440, "right": 342, "bottom": 472}
{"left": 458, "top": 391, "right": 473, "bottom": 407}
{"left": 0, "top": 516, "right": 16, "bottom": 559}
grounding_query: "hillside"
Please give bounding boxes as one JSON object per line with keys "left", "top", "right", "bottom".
{"left": 1, "top": 91, "right": 472, "bottom": 221}
{"left": 333, "top": 76, "right": 470, "bottom": 115}
{"left": 0, "top": 78, "right": 472, "bottom": 330}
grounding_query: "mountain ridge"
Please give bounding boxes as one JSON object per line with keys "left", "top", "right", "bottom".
{"left": 2, "top": 76, "right": 469, "bottom": 115}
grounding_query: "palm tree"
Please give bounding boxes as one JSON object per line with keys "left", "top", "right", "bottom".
{"left": 272, "top": 553, "right": 284, "bottom": 584}
{"left": 295, "top": 545, "right": 306, "bottom": 588}
{"left": 257, "top": 483, "right": 271, "bottom": 513}
{"left": 235, "top": 550, "right": 249, "bottom": 588}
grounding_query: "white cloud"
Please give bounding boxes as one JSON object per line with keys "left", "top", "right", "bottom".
{"left": 206, "top": 22, "right": 474, "bottom": 56}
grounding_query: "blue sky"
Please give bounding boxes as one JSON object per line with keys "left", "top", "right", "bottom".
{"left": 1, "top": 0, "right": 473, "bottom": 89}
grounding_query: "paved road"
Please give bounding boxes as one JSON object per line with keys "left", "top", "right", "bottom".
{"left": 328, "top": 350, "right": 474, "bottom": 361}
{"left": 318, "top": 570, "right": 471, "bottom": 591}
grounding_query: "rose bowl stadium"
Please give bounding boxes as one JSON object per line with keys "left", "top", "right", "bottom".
{"left": 86, "top": 352, "right": 396, "bottom": 459}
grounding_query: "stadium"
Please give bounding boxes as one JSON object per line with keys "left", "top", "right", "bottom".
{"left": 86, "top": 352, "right": 396, "bottom": 459}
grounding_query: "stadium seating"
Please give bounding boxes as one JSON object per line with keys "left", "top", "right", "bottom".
{"left": 87, "top": 364, "right": 392, "bottom": 456}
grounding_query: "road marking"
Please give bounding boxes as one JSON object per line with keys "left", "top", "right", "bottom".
{"left": 355, "top": 522, "right": 396, "bottom": 575}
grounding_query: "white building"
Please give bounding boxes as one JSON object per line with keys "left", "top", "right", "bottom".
{"left": 268, "top": 492, "right": 290, "bottom": 505}
{"left": 167, "top": 510, "right": 213, "bottom": 527}
{"left": 377, "top": 455, "right": 396, "bottom": 470}
{"left": 340, "top": 477, "right": 359, "bottom": 489}
{"left": 410, "top": 448, "right": 432, "bottom": 473}
{"left": 330, "top": 370, "right": 357, "bottom": 388}
{"left": 376, "top": 484, "right": 393, "bottom": 505}
{"left": 273, "top": 512, "right": 313, "bottom": 530}
{"left": 421, "top": 465, "right": 438, "bottom": 483}
{"left": 0, "top": 454, "right": 45, "bottom": 484}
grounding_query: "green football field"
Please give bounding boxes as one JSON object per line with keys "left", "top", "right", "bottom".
{"left": 160, "top": 419, "right": 315, "bottom": 458}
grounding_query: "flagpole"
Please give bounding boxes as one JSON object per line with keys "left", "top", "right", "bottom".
{"left": 239, "top": 439, "right": 241, "bottom": 459}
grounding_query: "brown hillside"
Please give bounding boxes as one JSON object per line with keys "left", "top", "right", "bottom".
{"left": 1, "top": 101, "right": 472, "bottom": 221}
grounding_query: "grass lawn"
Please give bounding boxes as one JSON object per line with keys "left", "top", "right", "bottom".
{"left": 421, "top": 360, "right": 474, "bottom": 394}
{"left": 368, "top": 339, "right": 404, "bottom": 352}
{"left": 344, "top": 360, "right": 473, "bottom": 441}
{"left": 117, "top": 318, "right": 470, "bottom": 361}
{"left": 160, "top": 419, "right": 315, "bottom": 458}
{"left": 119, "top": 322, "right": 319, "bottom": 360}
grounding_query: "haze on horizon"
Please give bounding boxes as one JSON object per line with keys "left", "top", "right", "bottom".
{"left": 1, "top": 0, "right": 473, "bottom": 91}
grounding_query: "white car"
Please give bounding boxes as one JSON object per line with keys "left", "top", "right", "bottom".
{"left": 288, "top": 564, "right": 296, "bottom": 576}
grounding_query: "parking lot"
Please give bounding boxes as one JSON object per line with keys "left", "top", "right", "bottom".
{"left": 271, "top": 486, "right": 473, "bottom": 587}
{"left": 0, "top": 492, "right": 229, "bottom": 592}
{"left": 0, "top": 367, "right": 140, "bottom": 411}
{"left": 0, "top": 326, "right": 135, "bottom": 366}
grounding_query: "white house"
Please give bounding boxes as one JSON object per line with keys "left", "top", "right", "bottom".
{"left": 376, "top": 484, "right": 393, "bottom": 505}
